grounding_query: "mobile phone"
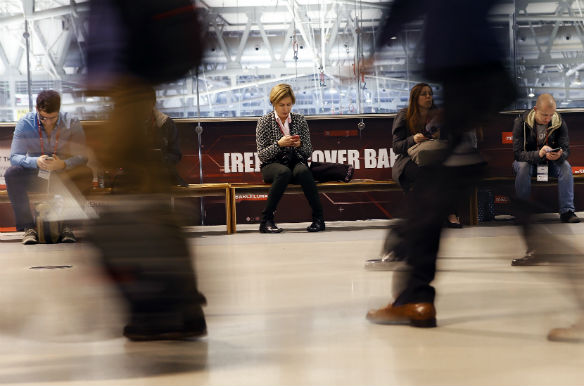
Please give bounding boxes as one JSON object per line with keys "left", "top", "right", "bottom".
{"left": 548, "top": 147, "right": 561, "bottom": 153}
{"left": 45, "top": 156, "right": 54, "bottom": 161}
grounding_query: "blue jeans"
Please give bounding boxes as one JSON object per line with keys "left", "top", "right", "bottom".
{"left": 512, "top": 160, "right": 575, "bottom": 214}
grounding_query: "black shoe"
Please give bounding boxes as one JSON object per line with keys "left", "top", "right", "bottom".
{"left": 123, "top": 319, "right": 207, "bottom": 341}
{"left": 560, "top": 211, "right": 580, "bottom": 223}
{"left": 307, "top": 218, "right": 325, "bottom": 232}
{"left": 511, "top": 250, "right": 544, "bottom": 266}
{"left": 259, "top": 219, "right": 283, "bottom": 233}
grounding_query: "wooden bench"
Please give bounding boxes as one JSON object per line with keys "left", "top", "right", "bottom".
{"left": 0, "top": 182, "right": 234, "bottom": 234}
{"left": 228, "top": 180, "right": 402, "bottom": 234}
{"left": 170, "top": 183, "right": 232, "bottom": 233}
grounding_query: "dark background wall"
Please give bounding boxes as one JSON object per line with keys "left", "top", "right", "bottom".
{"left": 2, "top": 111, "right": 584, "bottom": 228}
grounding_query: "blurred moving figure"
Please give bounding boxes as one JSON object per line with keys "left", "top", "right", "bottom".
{"left": 5, "top": 90, "right": 93, "bottom": 245}
{"left": 144, "top": 87, "right": 188, "bottom": 188}
{"left": 256, "top": 84, "right": 325, "bottom": 233}
{"left": 365, "top": 83, "right": 460, "bottom": 271}
{"left": 110, "top": 87, "right": 188, "bottom": 192}
{"left": 366, "top": 0, "right": 516, "bottom": 327}
{"left": 86, "top": 0, "right": 207, "bottom": 340}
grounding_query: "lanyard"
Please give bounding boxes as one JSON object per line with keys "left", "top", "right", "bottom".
{"left": 37, "top": 114, "right": 60, "bottom": 156}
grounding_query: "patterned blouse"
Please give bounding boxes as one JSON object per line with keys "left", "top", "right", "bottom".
{"left": 256, "top": 111, "right": 313, "bottom": 168}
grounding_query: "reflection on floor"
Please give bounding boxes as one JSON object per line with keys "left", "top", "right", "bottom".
{"left": 1, "top": 218, "right": 584, "bottom": 385}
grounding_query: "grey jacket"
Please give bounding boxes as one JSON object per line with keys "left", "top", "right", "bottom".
{"left": 256, "top": 112, "right": 313, "bottom": 168}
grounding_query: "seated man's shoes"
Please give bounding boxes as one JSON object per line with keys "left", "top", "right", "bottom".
{"left": 307, "top": 218, "right": 325, "bottom": 232}
{"left": 511, "top": 249, "right": 544, "bottom": 266}
{"left": 548, "top": 323, "right": 584, "bottom": 343}
{"left": 366, "top": 302, "right": 437, "bottom": 328}
{"left": 22, "top": 228, "right": 38, "bottom": 245}
{"left": 259, "top": 219, "right": 283, "bottom": 233}
{"left": 60, "top": 226, "right": 77, "bottom": 243}
{"left": 560, "top": 211, "right": 580, "bottom": 223}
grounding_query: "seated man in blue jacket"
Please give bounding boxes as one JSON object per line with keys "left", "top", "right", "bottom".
{"left": 5, "top": 90, "right": 93, "bottom": 245}
{"left": 511, "top": 93, "right": 580, "bottom": 265}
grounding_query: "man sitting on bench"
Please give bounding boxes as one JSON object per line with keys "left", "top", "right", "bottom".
{"left": 5, "top": 90, "right": 93, "bottom": 245}
{"left": 511, "top": 93, "right": 580, "bottom": 265}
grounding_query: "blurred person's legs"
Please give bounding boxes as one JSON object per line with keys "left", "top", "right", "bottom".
{"left": 260, "top": 163, "right": 291, "bottom": 233}
{"left": 88, "top": 201, "right": 207, "bottom": 341}
{"left": 291, "top": 163, "right": 325, "bottom": 232}
{"left": 364, "top": 162, "right": 419, "bottom": 270}
{"left": 367, "top": 62, "right": 510, "bottom": 327}
{"left": 89, "top": 83, "right": 206, "bottom": 340}
{"left": 367, "top": 163, "right": 485, "bottom": 327}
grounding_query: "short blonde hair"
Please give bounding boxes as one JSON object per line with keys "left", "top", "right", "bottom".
{"left": 269, "top": 84, "right": 296, "bottom": 106}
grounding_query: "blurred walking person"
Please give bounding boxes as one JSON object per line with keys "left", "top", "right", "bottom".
{"left": 366, "top": 0, "right": 516, "bottom": 327}
{"left": 86, "top": 0, "right": 207, "bottom": 340}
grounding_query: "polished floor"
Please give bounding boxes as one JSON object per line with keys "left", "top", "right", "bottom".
{"left": 1, "top": 217, "right": 584, "bottom": 385}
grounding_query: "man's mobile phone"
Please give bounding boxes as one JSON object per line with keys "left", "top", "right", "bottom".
{"left": 548, "top": 147, "right": 561, "bottom": 153}
{"left": 45, "top": 156, "right": 54, "bottom": 161}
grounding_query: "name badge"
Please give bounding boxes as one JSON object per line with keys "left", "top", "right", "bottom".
{"left": 38, "top": 168, "right": 50, "bottom": 180}
{"left": 537, "top": 164, "right": 548, "bottom": 182}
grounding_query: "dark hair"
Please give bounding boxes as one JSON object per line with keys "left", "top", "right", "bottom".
{"left": 36, "top": 90, "right": 61, "bottom": 113}
{"left": 406, "top": 83, "right": 435, "bottom": 134}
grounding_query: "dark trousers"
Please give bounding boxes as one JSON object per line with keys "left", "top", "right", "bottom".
{"left": 87, "top": 83, "right": 206, "bottom": 331}
{"left": 261, "top": 162, "right": 323, "bottom": 221}
{"left": 393, "top": 164, "right": 484, "bottom": 305}
{"left": 4, "top": 165, "right": 94, "bottom": 230}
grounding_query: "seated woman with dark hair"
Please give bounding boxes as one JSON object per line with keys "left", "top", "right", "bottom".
{"left": 255, "top": 83, "right": 325, "bottom": 233}
{"left": 366, "top": 83, "right": 461, "bottom": 270}
{"left": 392, "top": 82, "right": 460, "bottom": 228}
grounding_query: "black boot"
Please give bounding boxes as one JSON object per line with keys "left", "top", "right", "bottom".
{"left": 307, "top": 217, "right": 325, "bottom": 232}
{"left": 259, "top": 218, "right": 283, "bottom": 233}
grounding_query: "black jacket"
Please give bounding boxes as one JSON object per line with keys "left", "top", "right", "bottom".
{"left": 512, "top": 109, "right": 569, "bottom": 165}
{"left": 391, "top": 108, "right": 415, "bottom": 184}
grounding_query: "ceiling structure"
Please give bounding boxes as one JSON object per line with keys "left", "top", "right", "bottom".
{"left": 0, "top": 0, "right": 583, "bottom": 121}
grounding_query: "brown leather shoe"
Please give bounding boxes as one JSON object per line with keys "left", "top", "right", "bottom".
{"left": 366, "top": 302, "right": 437, "bottom": 328}
{"left": 548, "top": 324, "right": 584, "bottom": 343}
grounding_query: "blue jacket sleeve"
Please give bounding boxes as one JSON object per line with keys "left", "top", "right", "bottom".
{"left": 10, "top": 119, "right": 39, "bottom": 169}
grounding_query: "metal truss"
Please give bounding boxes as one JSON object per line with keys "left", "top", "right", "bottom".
{"left": 0, "top": 0, "right": 583, "bottom": 121}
